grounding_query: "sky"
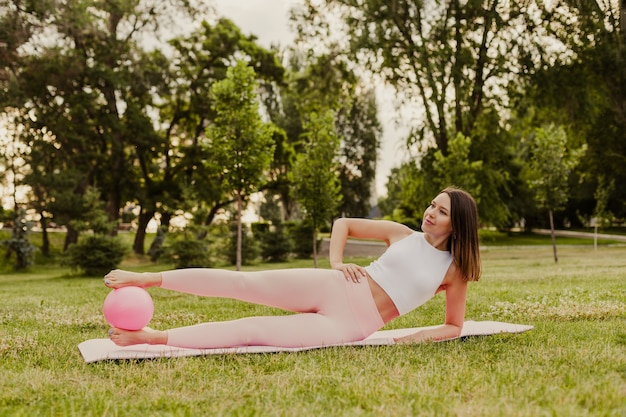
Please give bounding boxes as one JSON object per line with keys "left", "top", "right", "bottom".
{"left": 213, "top": 0, "right": 410, "bottom": 198}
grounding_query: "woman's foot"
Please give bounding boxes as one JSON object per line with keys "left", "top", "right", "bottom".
{"left": 103, "top": 269, "right": 162, "bottom": 289}
{"left": 108, "top": 327, "right": 168, "bottom": 346}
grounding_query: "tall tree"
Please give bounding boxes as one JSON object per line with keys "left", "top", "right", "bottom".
{"left": 271, "top": 51, "right": 381, "bottom": 220}
{"left": 205, "top": 60, "right": 275, "bottom": 271}
{"left": 128, "top": 18, "right": 284, "bottom": 254}
{"left": 0, "top": 5, "right": 284, "bottom": 254}
{"left": 294, "top": 1, "right": 553, "bottom": 226}
{"left": 524, "top": 124, "right": 583, "bottom": 263}
{"left": 0, "top": 0, "right": 201, "bottom": 249}
{"left": 299, "top": 1, "right": 539, "bottom": 153}
{"left": 516, "top": 0, "right": 626, "bottom": 222}
{"left": 336, "top": 86, "right": 381, "bottom": 217}
{"left": 291, "top": 110, "right": 342, "bottom": 267}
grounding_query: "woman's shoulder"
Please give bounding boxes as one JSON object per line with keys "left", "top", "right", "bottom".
{"left": 387, "top": 224, "right": 417, "bottom": 245}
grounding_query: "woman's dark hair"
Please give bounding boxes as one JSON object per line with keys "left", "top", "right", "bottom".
{"left": 441, "top": 187, "right": 481, "bottom": 281}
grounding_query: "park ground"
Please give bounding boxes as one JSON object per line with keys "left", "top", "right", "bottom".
{"left": 0, "top": 231, "right": 625, "bottom": 416}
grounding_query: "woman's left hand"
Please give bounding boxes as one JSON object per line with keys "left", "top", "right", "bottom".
{"left": 333, "top": 262, "right": 367, "bottom": 283}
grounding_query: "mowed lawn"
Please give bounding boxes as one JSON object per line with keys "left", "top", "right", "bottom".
{"left": 0, "top": 241, "right": 625, "bottom": 416}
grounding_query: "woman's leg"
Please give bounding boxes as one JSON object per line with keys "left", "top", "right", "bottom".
{"left": 167, "top": 313, "right": 348, "bottom": 349}
{"left": 159, "top": 268, "right": 338, "bottom": 313}
{"left": 108, "top": 270, "right": 385, "bottom": 349}
{"left": 106, "top": 268, "right": 338, "bottom": 313}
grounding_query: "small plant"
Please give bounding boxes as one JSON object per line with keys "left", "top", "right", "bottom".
{"left": 2, "top": 208, "right": 37, "bottom": 270}
{"left": 63, "top": 235, "right": 126, "bottom": 276}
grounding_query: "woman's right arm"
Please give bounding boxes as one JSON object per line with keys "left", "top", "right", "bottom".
{"left": 329, "top": 218, "right": 413, "bottom": 278}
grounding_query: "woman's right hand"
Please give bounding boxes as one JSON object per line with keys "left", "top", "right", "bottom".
{"left": 333, "top": 262, "right": 367, "bottom": 283}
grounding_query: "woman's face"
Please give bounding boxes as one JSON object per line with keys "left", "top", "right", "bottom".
{"left": 422, "top": 192, "right": 453, "bottom": 239}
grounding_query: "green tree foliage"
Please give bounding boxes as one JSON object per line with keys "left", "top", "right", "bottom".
{"left": 291, "top": 110, "right": 342, "bottom": 266}
{"left": 524, "top": 124, "right": 584, "bottom": 263}
{"left": 269, "top": 52, "right": 381, "bottom": 220}
{"left": 515, "top": 0, "right": 626, "bottom": 222}
{"left": 0, "top": 0, "right": 199, "bottom": 249}
{"left": 378, "top": 163, "right": 424, "bottom": 230}
{"left": 294, "top": 1, "right": 549, "bottom": 225}
{"left": 432, "top": 132, "right": 483, "bottom": 200}
{"left": 336, "top": 87, "right": 382, "bottom": 217}
{"left": 205, "top": 60, "right": 275, "bottom": 270}
{"left": 0, "top": 2, "right": 285, "bottom": 255}
{"left": 127, "top": 18, "right": 284, "bottom": 255}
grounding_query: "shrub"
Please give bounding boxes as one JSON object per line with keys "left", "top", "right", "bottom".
{"left": 285, "top": 221, "right": 321, "bottom": 259}
{"left": 1, "top": 208, "right": 38, "bottom": 270}
{"left": 255, "top": 223, "right": 292, "bottom": 262}
{"left": 225, "top": 222, "right": 260, "bottom": 266}
{"left": 252, "top": 223, "right": 293, "bottom": 262}
{"left": 63, "top": 235, "right": 126, "bottom": 276}
{"left": 162, "top": 239, "right": 212, "bottom": 269}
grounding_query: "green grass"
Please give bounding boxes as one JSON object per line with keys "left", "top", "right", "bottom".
{"left": 0, "top": 236, "right": 625, "bottom": 416}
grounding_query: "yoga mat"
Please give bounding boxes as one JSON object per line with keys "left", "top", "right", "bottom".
{"left": 78, "top": 320, "right": 533, "bottom": 363}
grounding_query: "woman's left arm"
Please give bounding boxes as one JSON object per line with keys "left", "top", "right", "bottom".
{"left": 394, "top": 276, "right": 468, "bottom": 343}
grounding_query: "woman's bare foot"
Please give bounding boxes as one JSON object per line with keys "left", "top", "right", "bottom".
{"left": 108, "top": 327, "right": 168, "bottom": 346}
{"left": 103, "top": 269, "right": 162, "bottom": 289}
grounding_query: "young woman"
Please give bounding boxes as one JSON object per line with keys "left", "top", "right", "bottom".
{"left": 105, "top": 186, "right": 481, "bottom": 348}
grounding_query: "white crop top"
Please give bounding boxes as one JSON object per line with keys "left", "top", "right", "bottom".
{"left": 364, "top": 232, "right": 453, "bottom": 315}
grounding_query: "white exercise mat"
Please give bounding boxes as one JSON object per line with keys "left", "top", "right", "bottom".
{"left": 78, "top": 320, "right": 533, "bottom": 363}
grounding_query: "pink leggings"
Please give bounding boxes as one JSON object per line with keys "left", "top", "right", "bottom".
{"left": 159, "top": 268, "right": 385, "bottom": 349}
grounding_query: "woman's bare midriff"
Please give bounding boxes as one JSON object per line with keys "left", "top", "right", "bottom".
{"left": 366, "top": 273, "right": 400, "bottom": 324}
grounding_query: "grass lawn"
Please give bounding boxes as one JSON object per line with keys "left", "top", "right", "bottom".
{"left": 0, "top": 236, "right": 625, "bottom": 416}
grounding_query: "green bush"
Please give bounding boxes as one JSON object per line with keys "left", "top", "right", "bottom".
{"left": 285, "top": 221, "right": 321, "bottom": 259}
{"left": 162, "top": 239, "right": 212, "bottom": 269}
{"left": 63, "top": 235, "right": 126, "bottom": 276}
{"left": 225, "top": 222, "right": 260, "bottom": 266}
{"left": 1, "top": 210, "right": 38, "bottom": 270}
{"left": 255, "top": 223, "right": 292, "bottom": 262}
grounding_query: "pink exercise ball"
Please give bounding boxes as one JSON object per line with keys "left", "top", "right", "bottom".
{"left": 103, "top": 287, "right": 154, "bottom": 330}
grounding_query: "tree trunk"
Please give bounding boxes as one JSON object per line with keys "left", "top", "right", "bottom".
{"left": 236, "top": 192, "right": 243, "bottom": 271}
{"left": 40, "top": 214, "right": 50, "bottom": 257}
{"left": 64, "top": 225, "right": 79, "bottom": 251}
{"left": 148, "top": 212, "right": 172, "bottom": 261}
{"left": 133, "top": 208, "right": 155, "bottom": 255}
{"left": 621, "top": 0, "right": 625, "bottom": 39}
{"left": 549, "top": 208, "right": 558, "bottom": 263}
{"left": 312, "top": 227, "right": 318, "bottom": 268}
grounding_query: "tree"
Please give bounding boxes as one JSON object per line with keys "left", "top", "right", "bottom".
{"left": 524, "top": 124, "right": 584, "bottom": 263}
{"left": 336, "top": 86, "right": 381, "bottom": 217}
{"left": 592, "top": 176, "right": 615, "bottom": 250}
{"left": 291, "top": 110, "right": 342, "bottom": 267}
{"left": 298, "top": 1, "right": 557, "bottom": 150}
{"left": 0, "top": 0, "right": 201, "bottom": 249}
{"left": 515, "top": 0, "right": 626, "bottom": 223}
{"left": 205, "top": 60, "right": 275, "bottom": 271}
{"left": 267, "top": 51, "right": 381, "bottom": 221}
{"left": 294, "top": 1, "right": 559, "bottom": 225}
{"left": 130, "top": 18, "right": 284, "bottom": 255}
{"left": 431, "top": 132, "right": 483, "bottom": 202}
{"left": 377, "top": 162, "right": 424, "bottom": 230}
{"left": 134, "top": 19, "right": 284, "bottom": 251}
{"left": 0, "top": 4, "right": 285, "bottom": 255}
